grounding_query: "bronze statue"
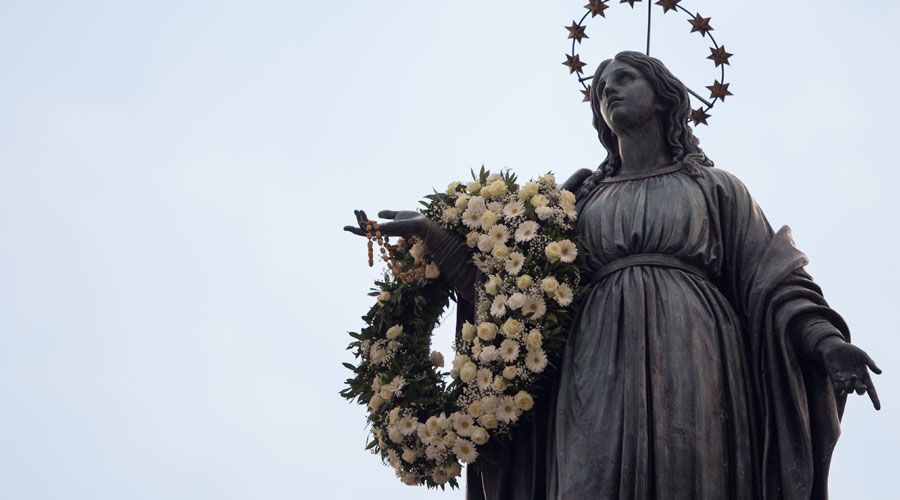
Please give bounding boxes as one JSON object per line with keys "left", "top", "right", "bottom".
{"left": 344, "top": 51, "right": 880, "bottom": 499}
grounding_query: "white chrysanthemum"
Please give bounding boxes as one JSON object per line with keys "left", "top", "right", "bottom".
{"left": 417, "top": 422, "right": 434, "bottom": 442}
{"left": 453, "top": 438, "right": 478, "bottom": 464}
{"left": 535, "top": 206, "right": 555, "bottom": 221}
{"left": 539, "top": 173, "right": 556, "bottom": 185}
{"left": 432, "top": 468, "right": 451, "bottom": 485}
{"left": 452, "top": 412, "right": 475, "bottom": 437}
{"left": 490, "top": 295, "right": 507, "bottom": 318}
{"left": 387, "top": 449, "right": 401, "bottom": 469}
{"left": 388, "top": 425, "right": 404, "bottom": 443}
{"left": 560, "top": 189, "right": 576, "bottom": 206}
{"left": 468, "top": 196, "right": 486, "bottom": 212}
{"left": 425, "top": 445, "right": 442, "bottom": 461}
{"left": 514, "top": 221, "right": 540, "bottom": 242}
{"left": 476, "top": 233, "right": 495, "bottom": 253}
{"left": 503, "top": 199, "right": 525, "bottom": 218}
{"left": 496, "top": 396, "right": 520, "bottom": 424}
{"left": 479, "top": 345, "right": 499, "bottom": 363}
{"left": 499, "top": 339, "right": 520, "bottom": 363}
{"left": 401, "top": 447, "right": 418, "bottom": 463}
{"left": 441, "top": 207, "right": 460, "bottom": 224}
{"left": 399, "top": 471, "right": 420, "bottom": 486}
{"left": 486, "top": 173, "right": 502, "bottom": 184}
{"left": 486, "top": 200, "right": 504, "bottom": 213}
{"left": 388, "top": 375, "right": 406, "bottom": 396}
{"left": 504, "top": 251, "right": 524, "bottom": 275}
{"left": 476, "top": 367, "right": 493, "bottom": 390}
{"left": 462, "top": 208, "right": 482, "bottom": 229}
{"left": 399, "top": 416, "right": 419, "bottom": 436}
{"left": 530, "top": 193, "right": 549, "bottom": 208}
{"left": 523, "top": 295, "right": 547, "bottom": 320}
{"left": 554, "top": 283, "right": 574, "bottom": 306}
{"left": 473, "top": 254, "right": 491, "bottom": 272}
{"left": 558, "top": 239, "right": 578, "bottom": 263}
{"left": 487, "top": 224, "right": 509, "bottom": 245}
{"left": 506, "top": 292, "right": 526, "bottom": 310}
{"left": 467, "top": 181, "right": 482, "bottom": 195}
{"left": 525, "top": 347, "right": 549, "bottom": 372}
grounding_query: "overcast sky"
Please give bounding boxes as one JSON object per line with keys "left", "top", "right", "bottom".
{"left": 3, "top": 1, "right": 899, "bottom": 499}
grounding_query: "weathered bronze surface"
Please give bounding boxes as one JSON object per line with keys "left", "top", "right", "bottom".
{"left": 344, "top": 51, "right": 881, "bottom": 499}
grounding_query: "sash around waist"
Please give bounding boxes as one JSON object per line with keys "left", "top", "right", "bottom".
{"left": 590, "top": 253, "right": 712, "bottom": 286}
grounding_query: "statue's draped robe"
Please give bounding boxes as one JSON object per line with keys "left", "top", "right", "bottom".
{"left": 440, "top": 166, "right": 848, "bottom": 500}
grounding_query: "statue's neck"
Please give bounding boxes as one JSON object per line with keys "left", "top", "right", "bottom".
{"left": 616, "top": 116, "right": 673, "bottom": 177}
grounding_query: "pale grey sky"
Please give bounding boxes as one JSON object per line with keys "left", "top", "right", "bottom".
{"left": 2, "top": 1, "right": 899, "bottom": 499}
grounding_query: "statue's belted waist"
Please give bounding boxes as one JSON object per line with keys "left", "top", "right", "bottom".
{"left": 591, "top": 253, "right": 711, "bottom": 286}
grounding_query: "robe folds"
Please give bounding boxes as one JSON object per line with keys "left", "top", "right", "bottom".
{"left": 435, "top": 165, "right": 848, "bottom": 500}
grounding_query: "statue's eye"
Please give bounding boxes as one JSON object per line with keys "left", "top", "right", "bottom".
{"left": 619, "top": 73, "right": 634, "bottom": 84}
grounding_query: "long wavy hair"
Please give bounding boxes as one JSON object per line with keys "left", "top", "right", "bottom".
{"left": 578, "top": 51, "right": 713, "bottom": 198}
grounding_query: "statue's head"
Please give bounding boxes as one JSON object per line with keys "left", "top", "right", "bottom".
{"left": 587, "top": 51, "right": 710, "bottom": 181}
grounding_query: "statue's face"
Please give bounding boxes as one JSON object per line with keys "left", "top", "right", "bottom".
{"left": 596, "top": 60, "right": 660, "bottom": 133}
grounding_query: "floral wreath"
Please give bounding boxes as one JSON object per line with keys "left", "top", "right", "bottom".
{"left": 341, "top": 168, "right": 583, "bottom": 488}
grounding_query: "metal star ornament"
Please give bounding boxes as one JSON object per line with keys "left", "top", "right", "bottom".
{"left": 563, "top": 54, "right": 588, "bottom": 74}
{"left": 688, "top": 13, "right": 714, "bottom": 37}
{"left": 566, "top": 21, "right": 589, "bottom": 44}
{"left": 707, "top": 80, "right": 733, "bottom": 101}
{"left": 655, "top": 0, "right": 681, "bottom": 13}
{"left": 584, "top": 0, "right": 610, "bottom": 18}
{"left": 582, "top": 85, "right": 593, "bottom": 103}
{"left": 690, "top": 108, "right": 711, "bottom": 126}
{"left": 707, "top": 46, "right": 733, "bottom": 67}
{"left": 621, "top": 0, "right": 641, "bottom": 7}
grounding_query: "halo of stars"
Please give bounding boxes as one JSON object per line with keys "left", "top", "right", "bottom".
{"left": 565, "top": 0, "right": 733, "bottom": 125}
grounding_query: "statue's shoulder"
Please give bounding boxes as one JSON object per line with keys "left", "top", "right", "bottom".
{"left": 699, "top": 166, "right": 754, "bottom": 200}
{"left": 561, "top": 168, "right": 594, "bottom": 193}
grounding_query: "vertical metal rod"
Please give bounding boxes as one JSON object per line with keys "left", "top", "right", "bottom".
{"left": 646, "top": 1, "right": 652, "bottom": 55}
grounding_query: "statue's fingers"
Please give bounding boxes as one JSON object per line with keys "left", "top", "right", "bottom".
{"left": 343, "top": 225, "right": 366, "bottom": 236}
{"left": 864, "top": 353, "right": 882, "bottom": 375}
{"left": 832, "top": 376, "right": 848, "bottom": 395}
{"left": 853, "top": 380, "right": 867, "bottom": 395}
{"left": 864, "top": 375, "right": 881, "bottom": 410}
{"left": 355, "top": 210, "right": 370, "bottom": 228}
{"left": 378, "top": 210, "right": 399, "bottom": 220}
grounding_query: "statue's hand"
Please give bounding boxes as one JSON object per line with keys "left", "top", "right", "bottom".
{"left": 815, "top": 336, "right": 882, "bottom": 410}
{"left": 343, "top": 209, "right": 432, "bottom": 239}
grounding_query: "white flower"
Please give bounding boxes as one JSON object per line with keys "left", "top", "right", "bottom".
{"left": 487, "top": 224, "right": 510, "bottom": 245}
{"left": 516, "top": 275, "right": 533, "bottom": 290}
{"left": 410, "top": 242, "right": 426, "bottom": 261}
{"left": 499, "top": 339, "right": 520, "bottom": 362}
{"left": 485, "top": 173, "right": 502, "bottom": 184}
{"left": 460, "top": 362, "right": 477, "bottom": 383}
{"left": 388, "top": 425, "right": 404, "bottom": 443}
{"left": 462, "top": 208, "right": 482, "bottom": 229}
{"left": 425, "top": 262, "right": 440, "bottom": 279}
{"left": 453, "top": 438, "right": 478, "bottom": 464}
{"left": 441, "top": 207, "right": 460, "bottom": 224}
{"left": 452, "top": 353, "right": 471, "bottom": 370}
{"left": 514, "top": 221, "right": 539, "bottom": 242}
{"left": 472, "top": 254, "right": 491, "bottom": 272}
{"left": 470, "top": 426, "right": 489, "bottom": 445}
{"left": 387, "top": 375, "right": 406, "bottom": 396}
{"left": 466, "top": 181, "right": 482, "bottom": 195}
{"left": 368, "top": 394, "right": 384, "bottom": 411}
{"left": 446, "top": 180, "right": 461, "bottom": 194}
{"left": 535, "top": 206, "right": 555, "bottom": 221}
{"left": 452, "top": 412, "right": 475, "bottom": 437}
{"left": 455, "top": 194, "right": 470, "bottom": 210}
{"left": 399, "top": 471, "right": 420, "bottom": 486}
{"left": 466, "top": 230, "right": 479, "bottom": 248}
{"left": 560, "top": 189, "right": 576, "bottom": 206}
{"left": 502, "top": 199, "right": 525, "bottom": 218}
{"left": 386, "top": 324, "right": 403, "bottom": 340}
{"left": 484, "top": 275, "right": 503, "bottom": 295}
{"left": 487, "top": 200, "right": 503, "bottom": 213}
{"left": 558, "top": 239, "right": 578, "bottom": 263}
{"left": 490, "top": 295, "right": 507, "bottom": 318}
{"left": 522, "top": 295, "right": 547, "bottom": 320}
{"left": 502, "top": 365, "right": 518, "bottom": 380}
{"left": 430, "top": 351, "right": 445, "bottom": 368}
{"left": 432, "top": 468, "right": 451, "bottom": 485}
{"left": 540, "top": 276, "right": 559, "bottom": 294}
{"left": 425, "top": 445, "right": 442, "bottom": 461}
{"left": 525, "top": 347, "right": 549, "bottom": 372}
{"left": 506, "top": 292, "right": 526, "bottom": 310}
{"left": 369, "top": 343, "right": 387, "bottom": 364}
{"left": 501, "top": 318, "right": 523, "bottom": 338}
{"left": 515, "top": 391, "right": 535, "bottom": 411}
{"left": 518, "top": 182, "right": 540, "bottom": 200}
{"left": 496, "top": 396, "right": 520, "bottom": 424}
{"left": 504, "top": 251, "right": 524, "bottom": 275}
{"left": 476, "top": 367, "right": 494, "bottom": 390}
{"left": 491, "top": 243, "right": 509, "bottom": 258}
{"left": 379, "top": 385, "right": 393, "bottom": 400}
{"left": 417, "top": 422, "right": 433, "bottom": 441}
{"left": 480, "top": 210, "right": 498, "bottom": 229}
{"left": 480, "top": 396, "right": 499, "bottom": 414}
{"left": 529, "top": 194, "right": 549, "bottom": 208}
{"left": 545, "top": 242, "right": 561, "bottom": 262}
{"left": 526, "top": 328, "right": 543, "bottom": 349}
{"left": 478, "top": 413, "right": 498, "bottom": 430}
{"left": 402, "top": 447, "right": 418, "bottom": 463}
{"left": 479, "top": 345, "right": 499, "bottom": 363}
{"left": 491, "top": 375, "right": 507, "bottom": 392}
{"left": 485, "top": 180, "right": 508, "bottom": 198}
{"left": 477, "top": 233, "right": 495, "bottom": 253}
{"left": 539, "top": 173, "right": 556, "bottom": 185}
{"left": 477, "top": 322, "right": 498, "bottom": 341}
{"left": 461, "top": 322, "right": 477, "bottom": 342}
{"left": 387, "top": 449, "right": 401, "bottom": 468}
{"left": 554, "top": 283, "right": 574, "bottom": 306}
{"left": 468, "top": 196, "right": 486, "bottom": 212}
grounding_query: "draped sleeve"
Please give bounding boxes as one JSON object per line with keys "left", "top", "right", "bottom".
{"left": 698, "top": 168, "right": 848, "bottom": 500}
